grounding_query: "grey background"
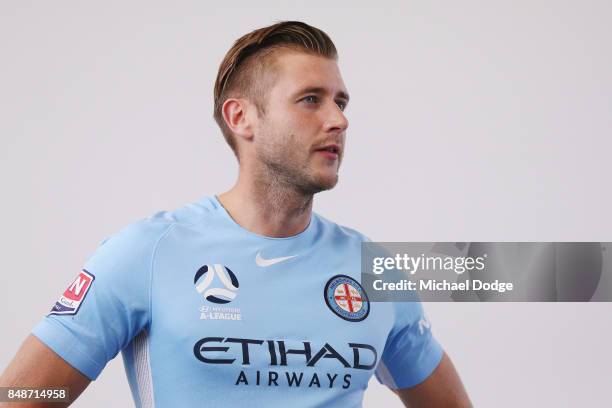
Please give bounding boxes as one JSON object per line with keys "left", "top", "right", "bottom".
{"left": 1, "top": 1, "right": 611, "bottom": 406}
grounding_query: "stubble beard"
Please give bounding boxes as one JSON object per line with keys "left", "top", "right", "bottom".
{"left": 256, "top": 133, "right": 339, "bottom": 198}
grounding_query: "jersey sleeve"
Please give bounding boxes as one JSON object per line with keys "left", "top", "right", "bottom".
{"left": 374, "top": 300, "right": 444, "bottom": 389}
{"left": 31, "top": 218, "right": 173, "bottom": 380}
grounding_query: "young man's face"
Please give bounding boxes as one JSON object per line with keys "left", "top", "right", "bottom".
{"left": 251, "top": 49, "right": 349, "bottom": 195}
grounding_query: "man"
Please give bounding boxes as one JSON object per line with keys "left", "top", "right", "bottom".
{"left": 0, "top": 21, "right": 471, "bottom": 407}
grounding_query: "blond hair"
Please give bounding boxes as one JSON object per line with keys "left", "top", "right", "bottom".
{"left": 213, "top": 21, "right": 337, "bottom": 158}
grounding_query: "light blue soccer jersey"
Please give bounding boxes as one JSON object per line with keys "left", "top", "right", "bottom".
{"left": 32, "top": 196, "right": 443, "bottom": 407}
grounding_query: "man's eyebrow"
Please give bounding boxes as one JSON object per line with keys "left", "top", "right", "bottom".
{"left": 295, "top": 87, "right": 350, "bottom": 102}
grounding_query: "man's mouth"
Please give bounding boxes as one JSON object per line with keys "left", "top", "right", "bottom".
{"left": 315, "top": 145, "right": 340, "bottom": 159}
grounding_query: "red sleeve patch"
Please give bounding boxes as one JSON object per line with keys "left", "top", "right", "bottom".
{"left": 49, "top": 270, "right": 95, "bottom": 315}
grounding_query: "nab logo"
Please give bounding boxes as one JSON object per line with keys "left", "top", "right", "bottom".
{"left": 194, "top": 264, "right": 240, "bottom": 304}
{"left": 50, "top": 270, "right": 95, "bottom": 315}
{"left": 418, "top": 316, "right": 431, "bottom": 335}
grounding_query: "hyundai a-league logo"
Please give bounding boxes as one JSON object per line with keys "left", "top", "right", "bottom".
{"left": 194, "top": 264, "right": 239, "bottom": 304}
{"left": 324, "top": 275, "right": 369, "bottom": 322}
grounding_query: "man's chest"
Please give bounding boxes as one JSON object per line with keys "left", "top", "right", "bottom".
{"left": 145, "top": 240, "right": 393, "bottom": 392}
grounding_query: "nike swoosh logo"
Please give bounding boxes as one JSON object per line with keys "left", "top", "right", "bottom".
{"left": 255, "top": 252, "right": 297, "bottom": 267}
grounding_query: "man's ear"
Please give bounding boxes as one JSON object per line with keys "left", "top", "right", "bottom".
{"left": 222, "top": 98, "right": 255, "bottom": 142}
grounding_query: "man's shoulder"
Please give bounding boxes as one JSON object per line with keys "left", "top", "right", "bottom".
{"left": 313, "top": 212, "right": 371, "bottom": 243}
{"left": 99, "top": 196, "right": 218, "bottom": 247}
{"left": 145, "top": 196, "right": 217, "bottom": 227}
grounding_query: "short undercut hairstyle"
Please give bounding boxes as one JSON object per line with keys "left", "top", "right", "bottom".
{"left": 213, "top": 21, "right": 338, "bottom": 159}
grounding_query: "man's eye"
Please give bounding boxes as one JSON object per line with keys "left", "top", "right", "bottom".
{"left": 302, "top": 95, "right": 319, "bottom": 104}
{"left": 336, "top": 100, "right": 347, "bottom": 111}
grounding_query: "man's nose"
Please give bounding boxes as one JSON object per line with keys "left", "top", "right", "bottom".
{"left": 323, "top": 102, "right": 349, "bottom": 133}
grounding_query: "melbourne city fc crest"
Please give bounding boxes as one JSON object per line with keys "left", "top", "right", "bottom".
{"left": 194, "top": 264, "right": 239, "bottom": 304}
{"left": 324, "top": 275, "right": 370, "bottom": 322}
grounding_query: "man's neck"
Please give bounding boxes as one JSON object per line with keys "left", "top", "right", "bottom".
{"left": 217, "top": 180, "right": 314, "bottom": 238}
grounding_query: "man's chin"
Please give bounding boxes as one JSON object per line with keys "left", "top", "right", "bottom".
{"left": 309, "top": 173, "right": 339, "bottom": 193}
